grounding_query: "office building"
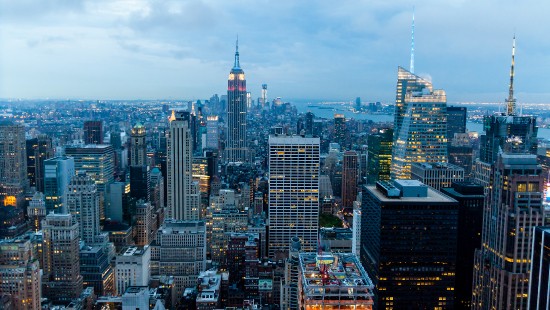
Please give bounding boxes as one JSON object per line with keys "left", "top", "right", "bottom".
{"left": 333, "top": 114, "right": 347, "bottom": 149}
{"left": 28, "top": 191, "right": 46, "bottom": 231}
{"left": 41, "top": 212, "right": 83, "bottom": 304}
{"left": 153, "top": 220, "right": 206, "bottom": 296}
{"left": 341, "top": 151, "right": 358, "bottom": 208}
{"left": 206, "top": 115, "right": 219, "bottom": 150}
{"left": 135, "top": 201, "right": 153, "bottom": 246}
{"left": 130, "top": 165, "right": 149, "bottom": 201}
{"left": 411, "top": 162, "right": 464, "bottom": 190}
{"left": 121, "top": 286, "right": 149, "bottom": 310}
{"left": 448, "top": 144, "right": 474, "bottom": 179}
{"left": 0, "top": 206, "right": 28, "bottom": 239}
{"left": 298, "top": 252, "right": 374, "bottom": 310}
{"left": 441, "top": 182, "right": 484, "bottom": 309}
{"left": 305, "top": 112, "right": 314, "bottom": 136}
{"left": 226, "top": 40, "right": 248, "bottom": 163}
{"left": 281, "top": 237, "right": 301, "bottom": 310}
{"left": 0, "top": 237, "right": 41, "bottom": 310}
{"left": 167, "top": 111, "right": 200, "bottom": 220}
{"left": 391, "top": 67, "right": 448, "bottom": 179}
{"left": 130, "top": 123, "right": 147, "bottom": 167}
{"left": 362, "top": 179, "right": 458, "bottom": 309}
{"left": 446, "top": 106, "right": 467, "bottom": 140}
{"left": 66, "top": 172, "right": 105, "bottom": 245}
{"left": 83, "top": 120, "right": 104, "bottom": 144}
{"left": 268, "top": 135, "right": 320, "bottom": 257}
{"left": 319, "top": 227, "right": 353, "bottom": 253}
{"left": 479, "top": 38, "right": 537, "bottom": 165}
{"left": 26, "top": 134, "right": 53, "bottom": 191}
{"left": 80, "top": 244, "right": 115, "bottom": 296}
{"left": 115, "top": 246, "right": 151, "bottom": 296}
{"left": 472, "top": 154, "right": 546, "bottom": 310}
{"left": 529, "top": 226, "right": 550, "bottom": 310}
{"left": 366, "top": 128, "right": 393, "bottom": 184}
{"left": 0, "top": 121, "right": 28, "bottom": 208}
{"left": 43, "top": 156, "right": 75, "bottom": 213}
{"left": 65, "top": 144, "right": 114, "bottom": 219}
{"left": 107, "top": 182, "right": 128, "bottom": 222}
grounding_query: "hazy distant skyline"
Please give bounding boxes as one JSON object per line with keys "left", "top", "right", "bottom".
{"left": 1, "top": 0, "right": 549, "bottom": 103}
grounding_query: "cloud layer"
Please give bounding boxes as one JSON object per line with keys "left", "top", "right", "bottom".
{"left": 1, "top": 0, "right": 549, "bottom": 103}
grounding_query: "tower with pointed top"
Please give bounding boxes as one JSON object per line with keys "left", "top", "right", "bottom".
{"left": 478, "top": 37, "right": 537, "bottom": 165}
{"left": 506, "top": 36, "right": 516, "bottom": 116}
{"left": 226, "top": 39, "right": 248, "bottom": 163}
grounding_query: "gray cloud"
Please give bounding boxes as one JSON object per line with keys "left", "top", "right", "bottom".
{"left": 0, "top": 0, "right": 549, "bottom": 102}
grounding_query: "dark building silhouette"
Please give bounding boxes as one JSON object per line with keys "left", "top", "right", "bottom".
{"left": 341, "top": 151, "right": 358, "bottom": 208}
{"left": 226, "top": 40, "right": 248, "bottom": 163}
{"left": 83, "top": 120, "right": 104, "bottom": 144}
{"left": 441, "top": 182, "right": 484, "bottom": 309}
{"left": 446, "top": 106, "right": 467, "bottom": 140}
{"left": 26, "top": 134, "right": 53, "bottom": 191}
{"left": 361, "top": 180, "right": 458, "bottom": 309}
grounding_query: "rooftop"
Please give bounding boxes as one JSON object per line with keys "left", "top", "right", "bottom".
{"left": 298, "top": 252, "right": 374, "bottom": 303}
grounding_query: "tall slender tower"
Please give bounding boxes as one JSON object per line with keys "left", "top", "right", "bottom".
{"left": 506, "top": 36, "right": 516, "bottom": 116}
{"left": 167, "top": 111, "right": 200, "bottom": 220}
{"left": 226, "top": 39, "right": 248, "bottom": 163}
{"left": 391, "top": 67, "right": 448, "bottom": 179}
{"left": 341, "top": 151, "right": 358, "bottom": 208}
{"left": 130, "top": 123, "right": 147, "bottom": 167}
{"left": 268, "top": 135, "right": 320, "bottom": 258}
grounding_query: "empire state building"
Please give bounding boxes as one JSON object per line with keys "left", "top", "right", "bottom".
{"left": 226, "top": 40, "right": 248, "bottom": 163}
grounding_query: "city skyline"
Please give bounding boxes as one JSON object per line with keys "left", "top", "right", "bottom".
{"left": 1, "top": 0, "right": 549, "bottom": 103}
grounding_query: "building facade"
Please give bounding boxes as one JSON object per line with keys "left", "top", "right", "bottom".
{"left": 167, "top": 111, "right": 200, "bottom": 220}
{"left": 391, "top": 67, "right": 448, "bottom": 179}
{"left": 44, "top": 156, "right": 75, "bottom": 213}
{"left": 361, "top": 180, "right": 458, "bottom": 309}
{"left": 268, "top": 135, "right": 320, "bottom": 257}
{"left": 226, "top": 41, "right": 248, "bottom": 163}
{"left": 341, "top": 151, "right": 358, "bottom": 208}
{"left": 0, "top": 121, "right": 28, "bottom": 208}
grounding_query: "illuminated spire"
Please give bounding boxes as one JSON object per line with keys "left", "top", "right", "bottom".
{"left": 410, "top": 7, "right": 415, "bottom": 74}
{"left": 169, "top": 110, "right": 176, "bottom": 122}
{"left": 234, "top": 36, "right": 240, "bottom": 69}
{"left": 506, "top": 35, "right": 516, "bottom": 116}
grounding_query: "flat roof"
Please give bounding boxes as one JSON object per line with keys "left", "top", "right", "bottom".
{"left": 365, "top": 185, "right": 457, "bottom": 204}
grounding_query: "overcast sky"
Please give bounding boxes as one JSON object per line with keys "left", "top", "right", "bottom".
{"left": 1, "top": 0, "right": 549, "bottom": 103}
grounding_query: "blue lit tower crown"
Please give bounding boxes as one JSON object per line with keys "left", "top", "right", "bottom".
{"left": 226, "top": 39, "right": 248, "bottom": 163}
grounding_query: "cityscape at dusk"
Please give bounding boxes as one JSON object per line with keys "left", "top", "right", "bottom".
{"left": 1, "top": 1, "right": 550, "bottom": 310}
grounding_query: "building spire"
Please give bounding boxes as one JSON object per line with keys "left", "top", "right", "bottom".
{"left": 234, "top": 36, "right": 240, "bottom": 69}
{"left": 506, "top": 35, "right": 516, "bottom": 115}
{"left": 410, "top": 7, "right": 415, "bottom": 74}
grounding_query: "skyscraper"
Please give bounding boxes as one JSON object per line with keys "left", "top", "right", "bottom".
{"left": 226, "top": 40, "right": 248, "bottom": 163}
{"left": 341, "top": 151, "right": 358, "bottom": 208}
{"left": 479, "top": 37, "right": 537, "bottom": 164}
{"left": 65, "top": 144, "right": 114, "bottom": 219}
{"left": 268, "top": 135, "right": 320, "bottom": 258}
{"left": 130, "top": 123, "right": 147, "bottom": 167}
{"left": 391, "top": 67, "right": 448, "bottom": 179}
{"left": 0, "top": 236, "right": 42, "bottom": 310}
{"left": 366, "top": 128, "right": 393, "bottom": 184}
{"left": 167, "top": 111, "right": 200, "bottom": 220}
{"left": 26, "top": 134, "right": 53, "bottom": 192}
{"left": 361, "top": 180, "right": 458, "bottom": 309}
{"left": 83, "top": 120, "right": 104, "bottom": 144}
{"left": 66, "top": 172, "right": 105, "bottom": 245}
{"left": 333, "top": 114, "right": 347, "bottom": 149}
{"left": 0, "top": 121, "right": 28, "bottom": 208}
{"left": 206, "top": 115, "right": 219, "bottom": 150}
{"left": 472, "top": 154, "right": 546, "bottom": 310}
{"left": 43, "top": 156, "right": 75, "bottom": 213}
{"left": 446, "top": 106, "right": 467, "bottom": 141}
{"left": 42, "top": 212, "right": 83, "bottom": 304}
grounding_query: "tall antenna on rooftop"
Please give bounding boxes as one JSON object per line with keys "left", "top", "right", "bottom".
{"left": 410, "top": 7, "right": 415, "bottom": 74}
